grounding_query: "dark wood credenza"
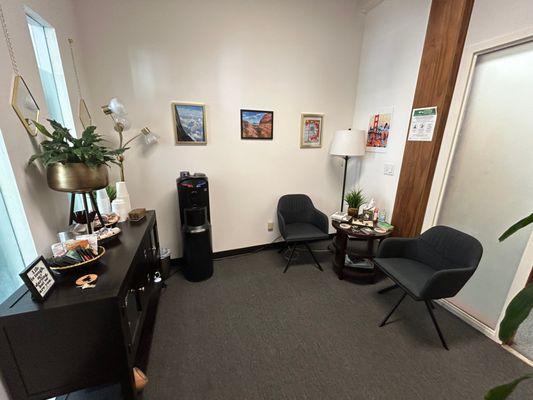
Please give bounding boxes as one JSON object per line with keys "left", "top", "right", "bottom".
{"left": 0, "top": 210, "right": 161, "bottom": 400}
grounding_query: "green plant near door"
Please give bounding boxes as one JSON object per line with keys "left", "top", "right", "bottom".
{"left": 485, "top": 212, "right": 533, "bottom": 400}
{"left": 344, "top": 188, "right": 366, "bottom": 216}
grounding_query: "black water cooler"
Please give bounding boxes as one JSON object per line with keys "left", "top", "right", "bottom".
{"left": 177, "top": 172, "right": 213, "bottom": 281}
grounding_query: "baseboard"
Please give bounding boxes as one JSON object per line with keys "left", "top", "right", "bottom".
{"left": 170, "top": 234, "right": 335, "bottom": 263}
{"left": 502, "top": 344, "right": 533, "bottom": 367}
{"left": 170, "top": 257, "right": 184, "bottom": 267}
{"left": 213, "top": 240, "right": 285, "bottom": 259}
{"left": 436, "top": 299, "right": 498, "bottom": 342}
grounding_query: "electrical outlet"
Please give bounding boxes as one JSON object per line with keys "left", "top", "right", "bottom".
{"left": 267, "top": 221, "right": 274, "bottom": 231}
{"left": 384, "top": 162, "right": 394, "bottom": 176}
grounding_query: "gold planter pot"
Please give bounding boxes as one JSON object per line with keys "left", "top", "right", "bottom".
{"left": 47, "top": 163, "right": 109, "bottom": 193}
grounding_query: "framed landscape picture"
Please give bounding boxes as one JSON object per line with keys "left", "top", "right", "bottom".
{"left": 172, "top": 102, "right": 207, "bottom": 145}
{"left": 300, "top": 113, "right": 323, "bottom": 148}
{"left": 240, "top": 109, "right": 273, "bottom": 140}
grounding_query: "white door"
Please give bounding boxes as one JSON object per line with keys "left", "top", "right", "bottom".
{"left": 426, "top": 36, "right": 533, "bottom": 336}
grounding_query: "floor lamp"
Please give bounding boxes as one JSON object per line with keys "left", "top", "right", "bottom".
{"left": 329, "top": 129, "right": 366, "bottom": 211}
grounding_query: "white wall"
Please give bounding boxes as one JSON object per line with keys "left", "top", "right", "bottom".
{"left": 72, "top": 0, "right": 364, "bottom": 256}
{"left": 0, "top": 0, "right": 92, "bottom": 255}
{"left": 348, "top": 0, "right": 430, "bottom": 220}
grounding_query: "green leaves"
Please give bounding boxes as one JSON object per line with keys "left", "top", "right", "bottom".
{"left": 486, "top": 214, "right": 533, "bottom": 399}
{"left": 28, "top": 120, "right": 123, "bottom": 168}
{"left": 499, "top": 213, "right": 533, "bottom": 241}
{"left": 344, "top": 188, "right": 367, "bottom": 210}
{"left": 498, "top": 283, "right": 533, "bottom": 344}
{"left": 485, "top": 375, "right": 532, "bottom": 400}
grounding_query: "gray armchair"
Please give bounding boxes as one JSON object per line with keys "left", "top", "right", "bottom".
{"left": 374, "top": 225, "right": 483, "bottom": 349}
{"left": 277, "top": 194, "right": 329, "bottom": 273}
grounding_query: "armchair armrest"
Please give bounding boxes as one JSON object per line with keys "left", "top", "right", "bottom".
{"left": 311, "top": 208, "right": 329, "bottom": 234}
{"left": 376, "top": 237, "right": 418, "bottom": 258}
{"left": 420, "top": 267, "right": 475, "bottom": 300}
{"left": 277, "top": 210, "right": 287, "bottom": 238}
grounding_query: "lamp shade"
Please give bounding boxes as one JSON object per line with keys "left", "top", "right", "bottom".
{"left": 329, "top": 129, "right": 366, "bottom": 157}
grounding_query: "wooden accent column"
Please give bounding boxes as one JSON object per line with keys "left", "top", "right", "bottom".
{"left": 391, "top": 0, "right": 475, "bottom": 237}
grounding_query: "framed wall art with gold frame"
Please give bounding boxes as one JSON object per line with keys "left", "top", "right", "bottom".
{"left": 11, "top": 75, "right": 40, "bottom": 136}
{"left": 300, "top": 113, "right": 323, "bottom": 148}
{"left": 172, "top": 102, "right": 207, "bottom": 145}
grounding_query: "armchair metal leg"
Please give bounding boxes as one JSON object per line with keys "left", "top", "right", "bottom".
{"left": 283, "top": 246, "right": 296, "bottom": 273}
{"left": 378, "top": 283, "right": 399, "bottom": 294}
{"left": 304, "top": 242, "right": 323, "bottom": 271}
{"left": 379, "top": 293, "right": 406, "bottom": 327}
{"left": 425, "top": 301, "right": 449, "bottom": 350}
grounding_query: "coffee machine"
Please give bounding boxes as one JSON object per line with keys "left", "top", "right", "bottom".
{"left": 177, "top": 171, "right": 213, "bottom": 281}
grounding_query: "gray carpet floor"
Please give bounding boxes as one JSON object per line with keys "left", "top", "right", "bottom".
{"left": 143, "top": 246, "right": 533, "bottom": 399}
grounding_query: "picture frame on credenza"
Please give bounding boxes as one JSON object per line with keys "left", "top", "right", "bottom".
{"left": 19, "top": 256, "right": 56, "bottom": 302}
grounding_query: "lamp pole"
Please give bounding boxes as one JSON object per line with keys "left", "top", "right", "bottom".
{"left": 341, "top": 155, "right": 349, "bottom": 212}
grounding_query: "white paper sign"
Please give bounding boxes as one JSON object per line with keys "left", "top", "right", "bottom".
{"left": 408, "top": 106, "right": 437, "bottom": 141}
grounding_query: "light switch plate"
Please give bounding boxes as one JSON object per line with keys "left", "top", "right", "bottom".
{"left": 267, "top": 221, "right": 274, "bottom": 231}
{"left": 384, "top": 162, "right": 394, "bottom": 176}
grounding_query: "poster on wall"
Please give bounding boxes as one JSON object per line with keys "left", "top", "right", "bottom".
{"left": 172, "top": 102, "right": 207, "bottom": 145}
{"left": 408, "top": 106, "right": 437, "bottom": 141}
{"left": 366, "top": 110, "right": 392, "bottom": 152}
{"left": 240, "top": 109, "right": 273, "bottom": 140}
{"left": 300, "top": 113, "right": 323, "bottom": 148}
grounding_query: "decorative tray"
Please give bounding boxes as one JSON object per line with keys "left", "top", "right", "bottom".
{"left": 49, "top": 246, "right": 106, "bottom": 273}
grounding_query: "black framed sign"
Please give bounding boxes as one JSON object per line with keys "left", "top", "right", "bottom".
{"left": 240, "top": 109, "right": 273, "bottom": 140}
{"left": 19, "top": 256, "right": 56, "bottom": 302}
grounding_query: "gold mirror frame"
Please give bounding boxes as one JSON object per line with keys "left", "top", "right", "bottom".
{"left": 79, "top": 98, "right": 92, "bottom": 128}
{"left": 11, "top": 75, "right": 40, "bottom": 137}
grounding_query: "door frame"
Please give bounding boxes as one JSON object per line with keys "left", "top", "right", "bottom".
{"left": 422, "top": 27, "right": 533, "bottom": 361}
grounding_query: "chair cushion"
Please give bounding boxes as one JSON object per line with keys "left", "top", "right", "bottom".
{"left": 374, "top": 257, "right": 436, "bottom": 299}
{"left": 283, "top": 222, "right": 329, "bottom": 242}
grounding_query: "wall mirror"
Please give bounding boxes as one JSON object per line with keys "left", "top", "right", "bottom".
{"left": 11, "top": 75, "right": 39, "bottom": 136}
{"left": 79, "top": 98, "right": 92, "bottom": 128}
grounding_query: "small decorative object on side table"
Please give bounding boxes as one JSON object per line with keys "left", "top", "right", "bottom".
{"left": 331, "top": 219, "right": 393, "bottom": 283}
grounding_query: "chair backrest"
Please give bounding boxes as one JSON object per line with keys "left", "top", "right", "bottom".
{"left": 277, "top": 194, "right": 316, "bottom": 224}
{"left": 415, "top": 225, "right": 483, "bottom": 271}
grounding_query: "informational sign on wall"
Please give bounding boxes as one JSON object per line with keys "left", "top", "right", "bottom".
{"left": 408, "top": 106, "right": 437, "bottom": 141}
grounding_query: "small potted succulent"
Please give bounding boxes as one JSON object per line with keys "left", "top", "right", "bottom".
{"left": 344, "top": 188, "right": 366, "bottom": 217}
{"left": 29, "top": 120, "right": 125, "bottom": 192}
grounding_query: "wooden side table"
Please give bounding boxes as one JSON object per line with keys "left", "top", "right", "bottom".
{"left": 332, "top": 220, "right": 392, "bottom": 283}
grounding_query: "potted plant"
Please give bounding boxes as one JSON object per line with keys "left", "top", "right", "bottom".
{"left": 485, "top": 212, "right": 533, "bottom": 399}
{"left": 344, "top": 188, "right": 366, "bottom": 217}
{"left": 29, "top": 120, "right": 125, "bottom": 192}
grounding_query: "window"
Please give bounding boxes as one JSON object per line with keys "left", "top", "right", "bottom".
{"left": 26, "top": 9, "right": 76, "bottom": 135}
{"left": 0, "top": 131, "right": 36, "bottom": 304}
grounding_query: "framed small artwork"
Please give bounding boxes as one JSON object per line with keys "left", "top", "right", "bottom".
{"left": 19, "top": 256, "right": 56, "bottom": 302}
{"left": 300, "top": 113, "right": 323, "bottom": 148}
{"left": 366, "top": 111, "right": 392, "bottom": 152}
{"left": 11, "top": 75, "right": 40, "bottom": 137}
{"left": 172, "top": 102, "right": 207, "bottom": 145}
{"left": 240, "top": 109, "right": 273, "bottom": 140}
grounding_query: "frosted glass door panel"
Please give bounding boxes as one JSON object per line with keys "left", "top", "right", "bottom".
{"left": 437, "top": 40, "right": 533, "bottom": 329}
